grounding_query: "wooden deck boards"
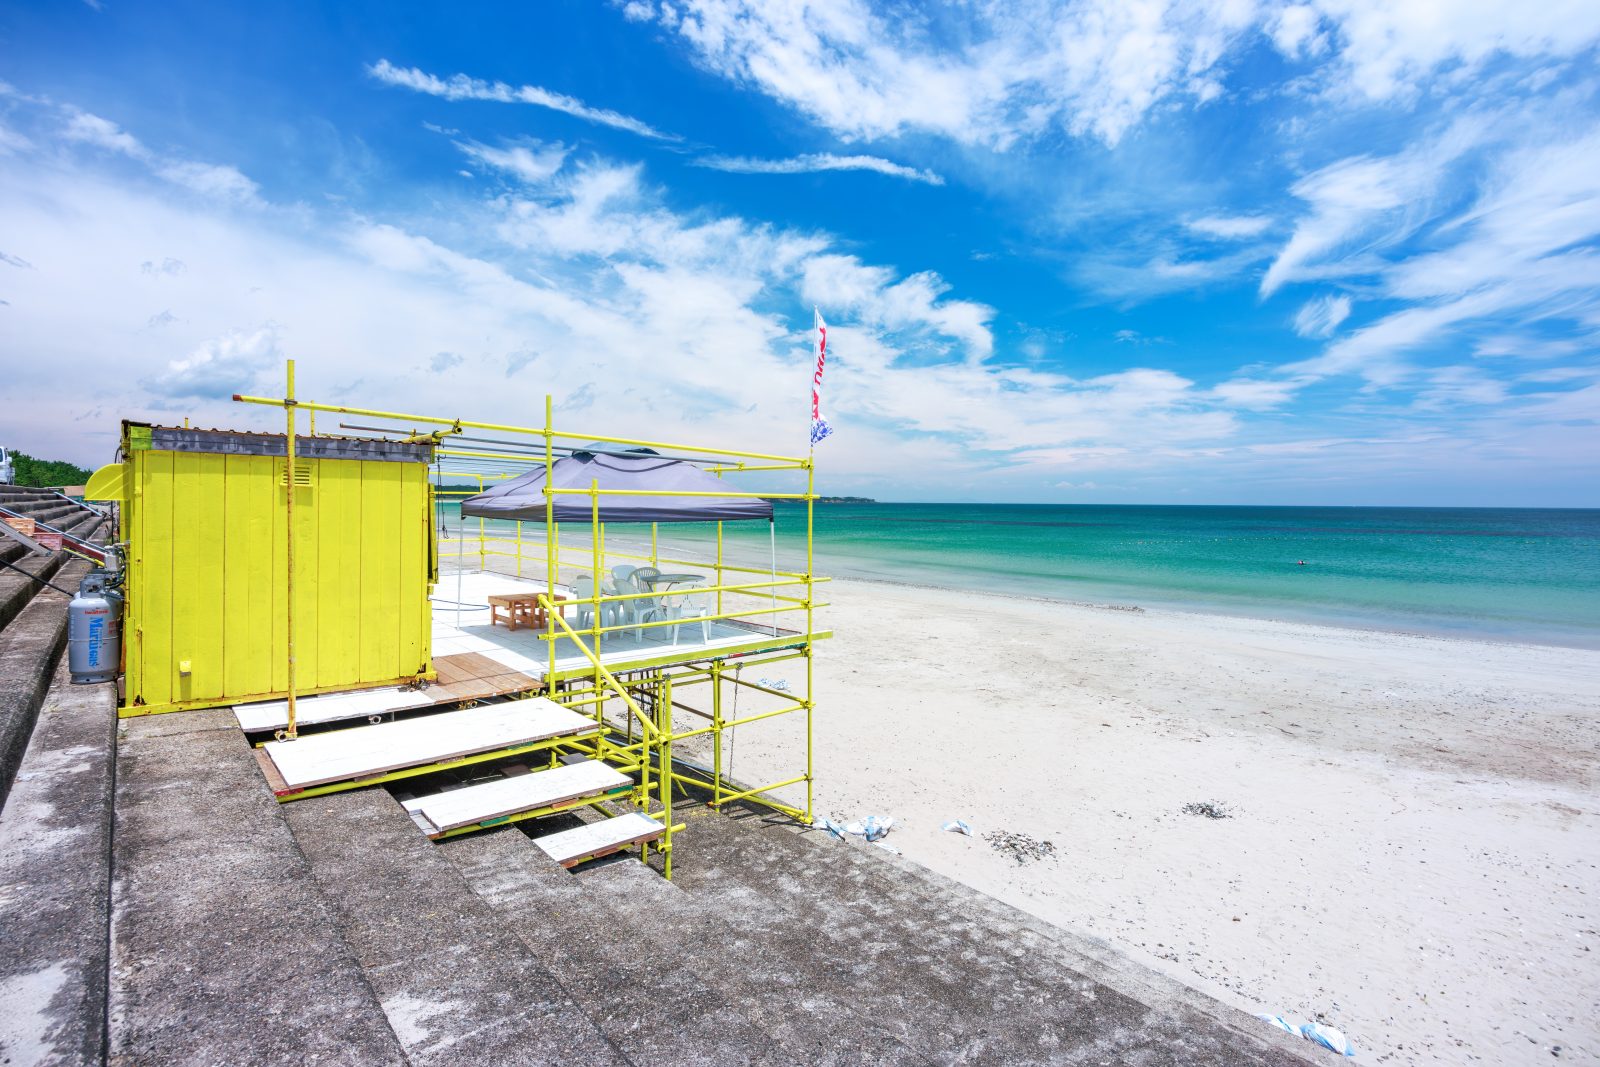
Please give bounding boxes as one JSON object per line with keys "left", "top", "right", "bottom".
{"left": 232, "top": 687, "right": 436, "bottom": 733}
{"left": 533, "top": 812, "right": 664, "bottom": 868}
{"left": 402, "top": 761, "right": 632, "bottom": 837}
{"left": 260, "top": 700, "right": 596, "bottom": 793}
{"left": 230, "top": 654, "right": 542, "bottom": 734}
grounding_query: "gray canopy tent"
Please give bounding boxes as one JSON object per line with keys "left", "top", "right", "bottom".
{"left": 459, "top": 448, "right": 774, "bottom": 524}
{"left": 455, "top": 448, "right": 780, "bottom": 634}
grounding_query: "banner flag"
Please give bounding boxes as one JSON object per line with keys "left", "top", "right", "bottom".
{"left": 810, "top": 308, "right": 834, "bottom": 446}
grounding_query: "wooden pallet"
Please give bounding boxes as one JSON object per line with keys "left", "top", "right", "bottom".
{"left": 402, "top": 760, "right": 632, "bottom": 838}
{"left": 533, "top": 812, "right": 665, "bottom": 868}
{"left": 258, "top": 700, "right": 596, "bottom": 796}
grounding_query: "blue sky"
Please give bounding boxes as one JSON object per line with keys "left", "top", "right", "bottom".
{"left": 2, "top": 0, "right": 1598, "bottom": 505}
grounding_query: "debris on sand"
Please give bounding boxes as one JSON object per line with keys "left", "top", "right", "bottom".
{"left": 982, "top": 830, "right": 1057, "bottom": 866}
{"left": 1182, "top": 800, "right": 1232, "bottom": 819}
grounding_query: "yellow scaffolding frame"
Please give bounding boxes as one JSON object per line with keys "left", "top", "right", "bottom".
{"left": 233, "top": 387, "right": 825, "bottom": 876}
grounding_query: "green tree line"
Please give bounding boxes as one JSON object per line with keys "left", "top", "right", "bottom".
{"left": 9, "top": 452, "right": 94, "bottom": 488}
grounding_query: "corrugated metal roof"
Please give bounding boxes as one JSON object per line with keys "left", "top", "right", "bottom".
{"left": 130, "top": 424, "right": 434, "bottom": 464}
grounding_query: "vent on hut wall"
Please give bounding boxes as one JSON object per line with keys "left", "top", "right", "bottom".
{"left": 280, "top": 461, "right": 314, "bottom": 488}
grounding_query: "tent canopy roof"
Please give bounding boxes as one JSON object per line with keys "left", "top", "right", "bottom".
{"left": 459, "top": 448, "right": 774, "bottom": 524}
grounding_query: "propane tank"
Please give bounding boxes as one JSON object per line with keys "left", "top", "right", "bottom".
{"left": 69, "top": 568, "right": 122, "bottom": 684}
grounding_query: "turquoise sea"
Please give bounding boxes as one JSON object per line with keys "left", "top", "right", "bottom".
{"left": 445, "top": 502, "right": 1600, "bottom": 649}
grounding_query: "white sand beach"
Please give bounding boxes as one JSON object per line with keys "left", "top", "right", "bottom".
{"left": 702, "top": 578, "right": 1600, "bottom": 1065}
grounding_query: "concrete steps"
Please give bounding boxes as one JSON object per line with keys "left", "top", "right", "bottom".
{"left": 109, "top": 710, "right": 410, "bottom": 1066}
{"left": 485, "top": 805, "right": 933, "bottom": 1066}
{"left": 441, "top": 823, "right": 803, "bottom": 1066}
{"left": 280, "top": 787, "right": 628, "bottom": 1066}
{"left": 665, "top": 807, "right": 1311, "bottom": 1066}
{"left": 0, "top": 506, "right": 103, "bottom": 630}
{"left": 0, "top": 491, "right": 106, "bottom": 810}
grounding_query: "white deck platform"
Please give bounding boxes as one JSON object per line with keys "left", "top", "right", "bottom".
{"left": 533, "top": 811, "right": 665, "bottom": 868}
{"left": 402, "top": 760, "right": 631, "bottom": 837}
{"left": 432, "top": 571, "right": 793, "bottom": 681}
{"left": 232, "top": 686, "right": 435, "bottom": 733}
{"left": 261, "top": 700, "right": 596, "bottom": 792}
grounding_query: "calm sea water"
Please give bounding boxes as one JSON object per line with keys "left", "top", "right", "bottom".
{"left": 444, "top": 502, "right": 1600, "bottom": 648}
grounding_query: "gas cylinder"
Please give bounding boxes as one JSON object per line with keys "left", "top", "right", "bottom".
{"left": 69, "top": 569, "right": 122, "bottom": 684}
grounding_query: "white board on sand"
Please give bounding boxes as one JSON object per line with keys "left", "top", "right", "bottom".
{"left": 263, "top": 700, "right": 596, "bottom": 790}
{"left": 403, "top": 760, "right": 632, "bottom": 836}
{"left": 533, "top": 812, "right": 664, "bottom": 867}
{"left": 233, "top": 687, "right": 435, "bottom": 733}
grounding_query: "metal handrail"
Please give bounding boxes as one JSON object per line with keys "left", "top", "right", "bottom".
{"left": 536, "top": 594, "right": 662, "bottom": 742}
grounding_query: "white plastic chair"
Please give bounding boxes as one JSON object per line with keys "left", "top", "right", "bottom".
{"left": 602, "top": 573, "right": 639, "bottom": 637}
{"left": 631, "top": 567, "right": 667, "bottom": 640}
{"left": 666, "top": 589, "right": 711, "bottom": 645}
{"left": 572, "top": 575, "right": 613, "bottom": 631}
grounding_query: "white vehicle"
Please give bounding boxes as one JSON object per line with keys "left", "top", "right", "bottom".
{"left": 0, "top": 446, "right": 13, "bottom": 485}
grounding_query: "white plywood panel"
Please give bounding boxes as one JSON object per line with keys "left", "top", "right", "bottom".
{"left": 264, "top": 700, "right": 595, "bottom": 790}
{"left": 232, "top": 687, "right": 435, "bottom": 733}
{"left": 533, "top": 812, "right": 664, "bottom": 866}
{"left": 402, "top": 760, "right": 631, "bottom": 835}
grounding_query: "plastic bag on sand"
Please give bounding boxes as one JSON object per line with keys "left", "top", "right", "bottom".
{"left": 1300, "top": 1022, "right": 1355, "bottom": 1057}
{"left": 1257, "top": 1015, "right": 1356, "bottom": 1058}
{"left": 873, "top": 841, "right": 901, "bottom": 855}
{"left": 942, "top": 819, "right": 973, "bottom": 836}
{"left": 813, "top": 817, "right": 848, "bottom": 841}
{"left": 844, "top": 816, "right": 894, "bottom": 842}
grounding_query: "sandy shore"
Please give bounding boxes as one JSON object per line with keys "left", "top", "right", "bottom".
{"left": 694, "top": 577, "right": 1600, "bottom": 1065}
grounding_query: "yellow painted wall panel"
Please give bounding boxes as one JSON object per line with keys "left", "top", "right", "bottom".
{"left": 397, "top": 467, "right": 424, "bottom": 674}
{"left": 132, "top": 451, "right": 174, "bottom": 708}
{"left": 291, "top": 476, "right": 319, "bottom": 690}
{"left": 221, "top": 455, "right": 253, "bottom": 696}
{"left": 241, "top": 456, "right": 275, "bottom": 696}
{"left": 121, "top": 434, "right": 433, "bottom": 715}
{"left": 185, "top": 452, "right": 227, "bottom": 702}
{"left": 316, "top": 460, "right": 359, "bottom": 688}
{"left": 270, "top": 458, "right": 289, "bottom": 693}
{"left": 359, "top": 463, "right": 402, "bottom": 682}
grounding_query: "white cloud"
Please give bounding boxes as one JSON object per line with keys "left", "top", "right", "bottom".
{"left": 0, "top": 119, "right": 1254, "bottom": 490}
{"left": 1280, "top": 121, "right": 1600, "bottom": 385}
{"left": 642, "top": 1, "right": 1600, "bottom": 149}
{"left": 695, "top": 152, "right": 944, "bottom": 185}
{"left": 6, "top": 87, "right": 1594, "bottom": 502}
{"left": 1302, "top": 0, "right": 1600, "bottom": 102}
{"left": 455, "top": 139, "right": 570, "bottom": 185}
{"left": 149, "top": 325, "right": 283, "bottom": 397}
{"left": 1187, "top": 214, "right": 1272, "bottom": 239}
{"left": 157, "top": 160, "right": 261, "bottom": 204}
{"left": 62, "top": 108, "right": 262, "bottom": 205}
{"left": 655, "top": 0, "right": 1256, "bottom": 148}
{"left": 63, "top": 111, "right": 146, "bottom": 157}
{"left": 1211, "top": 377, "right": 1300, "bottom": 410}
{"left": 367, "top": 59, "right": 677, "bottom": 141}
{"left": 1293, "top": 293, "right": 1352, "bottom": 338}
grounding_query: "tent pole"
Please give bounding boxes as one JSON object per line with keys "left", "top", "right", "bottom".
{"left": 544, "top": 395, "right": 556, "bottom": 689}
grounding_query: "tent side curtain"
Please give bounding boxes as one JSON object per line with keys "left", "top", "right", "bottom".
{"left": 458, "top": 450, "right": 774, "bottom": 524}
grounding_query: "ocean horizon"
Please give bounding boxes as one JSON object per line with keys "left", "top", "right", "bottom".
{"left": 445, "top": 500, "right": 1600, "bottom": 650}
